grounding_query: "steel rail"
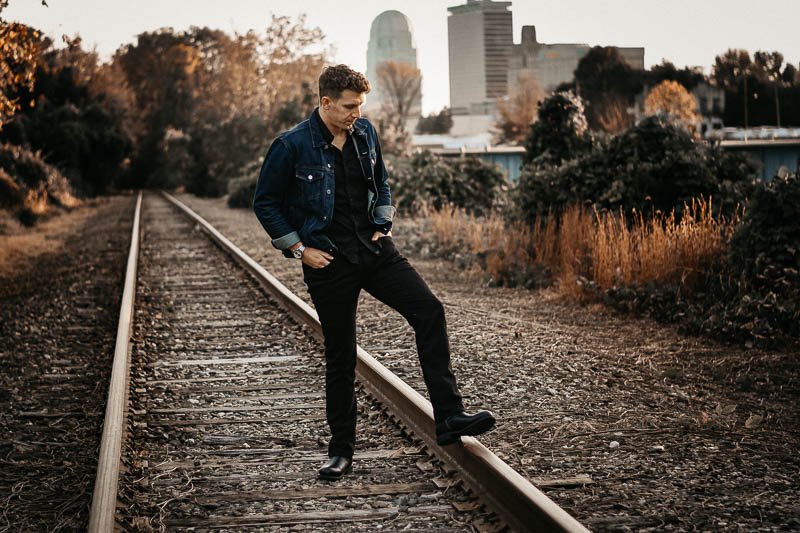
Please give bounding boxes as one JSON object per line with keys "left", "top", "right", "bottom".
{"left": 88, "top": 192, "right": 142, "bottom": 532}
{"left": 163, "top": 191, "right": 589, "bottom": 533}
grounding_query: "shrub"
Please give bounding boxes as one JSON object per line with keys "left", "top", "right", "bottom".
{"left": 597, "top": 115, "right": 717, "bottom": 215}
{"left": 0, "top": 168, "right": 23, "bottom": 209}
{"left": 444, "top": 156, "right": 507, "bottom": 216}
{"left": 227, "top": 176, "right": 257, "bottom": 209}
{"left": 717, "top": 172, "right": 800, "bottom": 344}
{"left": 0, "top": 143, "right": 77, "bottom": 224}
{"left": 513, "top": 115, "right": 757, "bottom": 221}
{"left": 523, "top": 91, "right": 593, "bottom": 166}
{"left": 391, "top": 151, "right": 506, "bottom": 216}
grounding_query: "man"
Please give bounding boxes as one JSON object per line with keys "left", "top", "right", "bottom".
{"left": 253, "top": 64, "right": 495, "bottom": 481}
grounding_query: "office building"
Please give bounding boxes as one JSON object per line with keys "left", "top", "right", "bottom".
{"left": 447, "top": 0, "right": 513, "bottom": 115}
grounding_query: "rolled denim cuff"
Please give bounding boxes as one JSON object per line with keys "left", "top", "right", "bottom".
{"left": 271, "top": 230, "right": 301, "bottom": 250}
{"left": 374, "top": 204, "right": 396, "bottom": 222}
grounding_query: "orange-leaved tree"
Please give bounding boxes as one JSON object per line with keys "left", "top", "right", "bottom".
{"left": 495, "top": 71, "right": 544, "bottom": 144}
{"left": 644, "top": 80, "right": 699, "bottom": 126}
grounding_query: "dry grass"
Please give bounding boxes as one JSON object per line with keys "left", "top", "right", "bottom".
{"left": 0, "top": 197, "right": 103, "bottom": 278}
{"left": 429, "top": 198, "right": 739, "bottom": 298}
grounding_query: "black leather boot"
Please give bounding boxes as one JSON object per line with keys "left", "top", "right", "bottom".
{"left": 318, "top": 455, "right": 353, "bottom": 481}
{"left": 436, "top": 410, "right": 496, "bottom": 445}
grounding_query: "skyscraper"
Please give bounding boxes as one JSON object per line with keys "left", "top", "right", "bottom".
{"left": 365, "top": 10, "right": 421, "bottom": 116}
{"left": 447, "top": 0, "right": 513, "bottom": 115}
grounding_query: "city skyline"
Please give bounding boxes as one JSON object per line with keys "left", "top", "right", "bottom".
{"left": 4, "top": 0, "right": 799, "bottom": 114}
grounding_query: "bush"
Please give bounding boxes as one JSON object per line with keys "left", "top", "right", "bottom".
{"left": 0, "top": 168, "right": 23, "bottom": 209}
{"left": 514, "top": 115, "right": 757, "bottom": 221}
{"left": 597, "top": 115, "right": 717, "bottom": 215}
{"left": 523, "top": 91, "right": 593, "bottom": 166}
{"left": 0, "top": 143, "right": 76, "bottom": 224}
{"left": 602, "top": 173, "right": 799, "bottom": 348}
{"left": 717, "top": 172, "right": 800, "bottom": 344}
{"left": 227, "top": 176, "right": 257, "bottom": 209}
{"left": 391, "top": 151, "right": 506, "bottom": 216}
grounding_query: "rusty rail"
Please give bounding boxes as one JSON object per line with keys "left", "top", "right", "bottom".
{"left": 88, "top": 192, "right": 142, "bottom": 532}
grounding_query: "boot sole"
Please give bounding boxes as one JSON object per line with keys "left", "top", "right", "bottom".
{"left": 318, "top": 464, "right": 352, "bottom": 481}
{"left": 437, "top": 416, "right": 496, "bottom": 446}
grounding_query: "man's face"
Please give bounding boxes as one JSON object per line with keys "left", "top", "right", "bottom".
{"left": 321, "top": 90, "right": 366, "bottom": 131}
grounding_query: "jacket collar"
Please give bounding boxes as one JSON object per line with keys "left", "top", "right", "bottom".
{"left": 308, "top": 107, "right": 367, "bottom": 148}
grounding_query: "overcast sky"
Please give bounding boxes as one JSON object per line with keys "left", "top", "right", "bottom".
{"left": 5, "top": 0, "right": 799, "bottom": 114}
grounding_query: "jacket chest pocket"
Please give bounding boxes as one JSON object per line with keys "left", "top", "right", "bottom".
{"left": 295, "top": 168, "right": 327, "bottom": 205}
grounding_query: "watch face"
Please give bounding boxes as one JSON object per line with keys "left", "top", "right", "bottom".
{"left": 293, "top": 247, "right": 303, "bottom": 259}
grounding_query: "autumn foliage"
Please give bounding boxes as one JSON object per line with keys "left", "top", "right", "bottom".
{"left": 644, "top": 80, "right": 699, "bottom": 126}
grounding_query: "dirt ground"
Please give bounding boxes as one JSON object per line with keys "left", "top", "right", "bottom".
{"left": 0, "top": 199, "right": 110, "bottom": 278}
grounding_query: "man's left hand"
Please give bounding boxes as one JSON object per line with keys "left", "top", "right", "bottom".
{"left": 371, "top": 230, "right": 392, "bottom": 241}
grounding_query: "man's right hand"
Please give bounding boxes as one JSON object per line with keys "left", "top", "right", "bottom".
{"left": 301, "top": 247, "right": 334, "bottom": 269}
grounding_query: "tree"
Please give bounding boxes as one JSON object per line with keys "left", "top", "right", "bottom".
{"left": 713, "top": 49, "right": 755, "bottom": 128}
{"left": 782, "top": 63, "right": 797, "bottom": 85}
{"left": 523, "top": 91, "right": 592, "bottom": 166}
{"left": 644, "top": 80, "right": 699, "bottom": 127}
{"left": 712, "top": 49, "right": 752, "bottom": 89}
{"left": 494, "top": 71, "right": 544, "bottom": 144}
{"left": 115, "top": 16, "right": 328, "bottom": 191}
{"left": 0, "top": 22, "right": 43, "bottom": 128}
{"left": 376, "top": 60, "right": 421, "bottom": 119}
{"left": 1, "top": 35, "right": 133, "bottom": 195}
{"left": 574, "top": 46, "right": 642, "bottom": 132}
{"left": 374, "top": 60, "right": 421, "bottom": 157}
{"left": 754, "top": 50, "right": 784, "bottom": 126}
{"left": 647, "top": 60, "right": 705, "bottom": 91}
{"left": 713, "top": 49, "right": 800, "bottom": 127}
{"left": 416, "top": 107, "right": 453, "bottom": 134}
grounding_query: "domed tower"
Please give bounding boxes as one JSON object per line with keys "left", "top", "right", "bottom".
{"left": 365, "top": 10, "right": 422, "bottom": 116}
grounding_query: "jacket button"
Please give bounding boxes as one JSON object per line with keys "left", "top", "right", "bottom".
{"left": 326, "top": 189, "right": 331, "bottom": 194}
{"left": 322, "top": 216, "right": 327, "bottom": 220}
{"left": 307, "top": 175, "right": 313, "bottom": 180}
{"left": 327, "top": 163, "right": 331, "bottom": 168}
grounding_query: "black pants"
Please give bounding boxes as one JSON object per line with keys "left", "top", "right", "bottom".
{"left": 302, "top": 237, "right": 464, "bottom": 459}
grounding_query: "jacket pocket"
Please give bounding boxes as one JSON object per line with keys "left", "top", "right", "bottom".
{"left": 295, "top": 168, "right": 326, "bottom": 206}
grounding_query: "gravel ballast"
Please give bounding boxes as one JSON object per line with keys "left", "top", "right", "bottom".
{"left": 0, "top": 196, "right": 135, "bottom": 531}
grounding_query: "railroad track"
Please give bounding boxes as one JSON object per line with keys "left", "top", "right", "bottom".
{"left": 88, "top": 191, "right": 588, "bottom": 532}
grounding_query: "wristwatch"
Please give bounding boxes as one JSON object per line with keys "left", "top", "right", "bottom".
{"left": 292, "top": 245, "right": 306, "bottom": 259}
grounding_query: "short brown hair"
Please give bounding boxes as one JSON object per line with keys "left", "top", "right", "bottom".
{"left": 319, "top": 64, "right": 371, "bottom": 101}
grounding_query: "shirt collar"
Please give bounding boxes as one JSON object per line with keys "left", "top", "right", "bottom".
{"left": 312, "top": 108, "right": 335, "bottom": 144}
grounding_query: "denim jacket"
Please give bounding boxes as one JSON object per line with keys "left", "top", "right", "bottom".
{"left": 253, "top": 108, "right": 396, "bottom": 258}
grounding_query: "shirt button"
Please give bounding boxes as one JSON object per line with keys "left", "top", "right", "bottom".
{"left": 327, "top": 163, "right": 331, "bottom": 168}
{"left": 307, "top": 175, "right": 313, "bottom": 180}
{"left": 322, "top": 216, "right": 327, "bottom": 220}
{"left": 326, "top": 189, "right": 331, "bottom": 194}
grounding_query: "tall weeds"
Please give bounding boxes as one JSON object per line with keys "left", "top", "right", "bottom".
{"left": 429, "top": 198, "right": 739, "bottom": 298}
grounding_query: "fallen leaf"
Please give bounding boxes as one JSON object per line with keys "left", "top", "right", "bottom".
{"left": 715, "top": 403, "right": 737, "bottom": 415}
{"left": 745, "top": 414, "right": 763, "bottom": 428}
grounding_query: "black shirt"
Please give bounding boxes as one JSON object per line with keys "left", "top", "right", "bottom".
{"left": 314, "top": 110, "right": 380, "bottom": 263}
